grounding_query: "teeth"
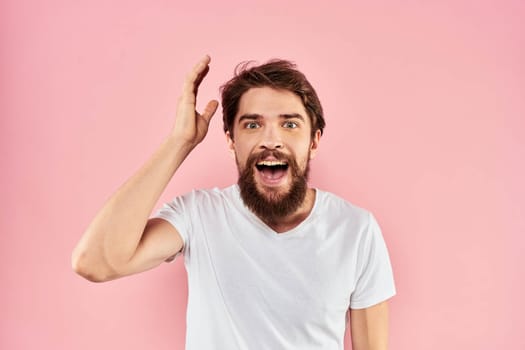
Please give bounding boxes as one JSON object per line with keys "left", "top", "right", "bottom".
{"left": 257, "top": 160, "right": 287, "bottom": 166}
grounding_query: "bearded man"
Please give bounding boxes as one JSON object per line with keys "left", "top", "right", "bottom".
{"left": 72, "top": 56, "right": 396, "bottom": 350}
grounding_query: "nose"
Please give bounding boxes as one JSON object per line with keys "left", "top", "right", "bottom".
{"left": 259, "top": 124, "right": 283, "bottom": 150}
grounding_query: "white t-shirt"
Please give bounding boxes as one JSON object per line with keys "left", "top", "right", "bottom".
{"left": 155, "top": 185, "right": 395, "bottom": 350}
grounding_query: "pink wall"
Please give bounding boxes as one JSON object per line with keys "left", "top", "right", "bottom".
{"left": 2, "top": 0, "right": 524, "bottom": 349}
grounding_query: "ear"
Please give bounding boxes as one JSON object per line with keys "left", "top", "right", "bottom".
{"left": 309, "top": 129, "right": 321, "bottom": 160}
{"left": 226, "top": 131, "right": 236, "bottom": 160}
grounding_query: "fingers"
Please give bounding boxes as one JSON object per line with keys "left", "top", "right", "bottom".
{"left": 193, "top": 65, "right": 210, "bottom": 95}
{"left": 200, "top": 100, "right": 219, "bottom": 124}
{"left": 182, "top": 55, "right": 212, "bottom": 103}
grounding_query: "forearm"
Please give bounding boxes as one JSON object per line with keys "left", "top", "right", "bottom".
{"left": 72, "top": 135, "right": 193, "bottom": 279}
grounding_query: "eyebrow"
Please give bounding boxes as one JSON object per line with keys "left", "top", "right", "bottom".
{"left": 237, "top": 113, "right": 306, "bottom": 124}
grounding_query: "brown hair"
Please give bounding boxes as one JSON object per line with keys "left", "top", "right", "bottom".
{"left": 220, "top": 59, "right": 325, "bottom": 139}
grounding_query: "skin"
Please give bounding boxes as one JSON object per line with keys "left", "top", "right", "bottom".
{"left": 351, "top": 301, "right": 390, "bottom": 350}
{"left": 71, "top": 55, "right": 389, "bottom": 349}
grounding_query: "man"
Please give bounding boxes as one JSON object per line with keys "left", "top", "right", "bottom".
{"left": 72, "top": 56, "right": 396, "bottom": 349}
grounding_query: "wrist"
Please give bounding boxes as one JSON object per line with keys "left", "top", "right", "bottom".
{"left": 163, "top": 134, "right": 196, "bottom": 157}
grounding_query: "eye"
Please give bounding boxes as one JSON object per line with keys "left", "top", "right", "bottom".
{"left": 283, "top": 121, "right": 298, "bottom": 129}
{"left": 244, "top": 122, "right": 260, "bottom": 129}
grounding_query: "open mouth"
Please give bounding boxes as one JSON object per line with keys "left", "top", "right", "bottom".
{"left": 255, "top": 160, "right": 289, "bottom": 183}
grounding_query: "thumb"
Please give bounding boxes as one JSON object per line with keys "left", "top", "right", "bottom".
{"left": 200, "top": 100, "right": 219, "bottom": 124}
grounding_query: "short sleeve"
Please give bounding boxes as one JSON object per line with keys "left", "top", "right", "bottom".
{"left": 152, "top": 193, "right": 194, "bottom": 262}
{"left": 350, "top": 213, "right": 396, "bottom": 309}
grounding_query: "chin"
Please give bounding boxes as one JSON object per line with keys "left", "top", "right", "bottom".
{"left": 256, "top": 182, "right": 291, "bottom": 201}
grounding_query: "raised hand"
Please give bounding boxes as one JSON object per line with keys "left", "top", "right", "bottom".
{"left": 171, "top": 55, "right": 219, "bottom": 147}
{"left": 72, "top": 56, "right": 221, "bottom": 283}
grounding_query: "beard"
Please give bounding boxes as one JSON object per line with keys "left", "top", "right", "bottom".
{"left": 237, "top": 149, "right": 310, "bottom": 226}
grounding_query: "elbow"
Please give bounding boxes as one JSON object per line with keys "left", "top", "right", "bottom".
{"left": 71, "top": 250, "right": 115, "bottom": 283}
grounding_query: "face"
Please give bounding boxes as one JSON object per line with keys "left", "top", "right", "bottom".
{"left": 226, "top": 87, "right": 321, "bottom": 223}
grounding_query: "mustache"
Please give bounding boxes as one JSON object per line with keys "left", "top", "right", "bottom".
{"left": 247, "top": 149, "right": 292, "bottom": 166}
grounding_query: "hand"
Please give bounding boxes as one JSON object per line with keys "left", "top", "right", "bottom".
{"left": 171, "top": 55, "right": 219, "bottom": 147}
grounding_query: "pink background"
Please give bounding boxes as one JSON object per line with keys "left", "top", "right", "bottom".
{"left": 1, "top": 0, "right": 524, "bottom": 349}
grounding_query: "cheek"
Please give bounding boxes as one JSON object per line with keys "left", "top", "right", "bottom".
{"left": 234, "top": 140, "right": 257, "bottom": 161}
{"left": 234, "top": 150, "right": 251, "bottom": 170}
{"left": 295, "top": 141, "right": 313, "bottom": 159}
{"left": 298, "top": 149, "right": 314, "bottom": 170}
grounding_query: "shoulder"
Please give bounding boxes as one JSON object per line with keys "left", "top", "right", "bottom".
{"left": 315, "top": 189, "right": 373, "bottom": 227}
{"left": 155, "top": 185, "right": 238, "bottom": 228}
{"left": 165, "top": 185, "right": 238, "bottom": 209}
{"left": 171, "top": 185, "right": 235, "bottom": 201}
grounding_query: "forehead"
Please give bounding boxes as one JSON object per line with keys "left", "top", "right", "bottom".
{"left": 235, "top": 87, "right": 308, "bottom": 122}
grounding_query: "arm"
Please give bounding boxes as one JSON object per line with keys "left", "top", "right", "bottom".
{"left": 71, "top": 55, "right": 218, "bottom": 282}
{"left": 350, "top": 301, "right": 390, "bottom": 350}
